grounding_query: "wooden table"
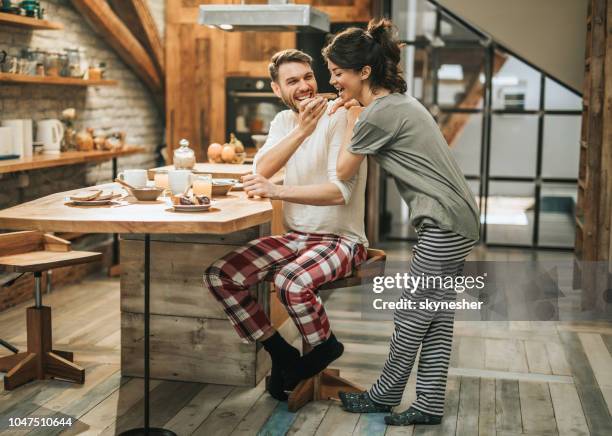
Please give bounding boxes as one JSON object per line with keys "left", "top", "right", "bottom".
{"left": 0, "top": 183, "right": 274, "bottom": 435}
{"left": 0, "top": 147, "right": 146, "bottom": 271}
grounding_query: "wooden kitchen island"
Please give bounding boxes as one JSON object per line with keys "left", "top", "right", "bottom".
{"left": 0, "top": 183, "right": 297, "bottom": 388}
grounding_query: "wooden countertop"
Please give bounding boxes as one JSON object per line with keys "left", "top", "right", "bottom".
{"left": 0, "top": 183, "right": 273, "bottom": 234}
{"left": 0, "top": 147, "right": 145, "bottom": 175}
{"left": 148, "top": 163, "right": 252, "bottom": 180}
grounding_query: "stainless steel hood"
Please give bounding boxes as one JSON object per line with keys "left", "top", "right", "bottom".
{"left": 198, "top": 1, "right": 330, "bottom": 33}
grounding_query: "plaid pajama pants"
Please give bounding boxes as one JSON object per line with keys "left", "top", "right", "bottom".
{"left": 204, "top": 231, "right": 367, "bottom": 346}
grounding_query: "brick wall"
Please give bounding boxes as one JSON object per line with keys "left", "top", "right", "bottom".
{"left": 0, "top": 0, "right": 166, "bottom": 311}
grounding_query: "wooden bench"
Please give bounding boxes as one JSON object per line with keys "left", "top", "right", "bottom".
{"left": 0, "top": 231, "right": 102, "bottom": 390}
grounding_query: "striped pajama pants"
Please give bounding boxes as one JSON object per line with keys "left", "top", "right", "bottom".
{"left": 369, "top": 224, "right": 476, "bottom": 416}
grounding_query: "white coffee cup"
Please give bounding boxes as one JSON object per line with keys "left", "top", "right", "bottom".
{"left": 0, "top": 126, "right": 14, "bottom": 156}
{"left": 168, "top": 169, "right": 194, "bottom": 194}
{"left": 118, "top": 169, "right": 148, "bottom": 188}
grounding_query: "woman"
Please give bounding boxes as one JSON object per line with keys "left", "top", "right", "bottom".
{"left": 322, "top": 19, "right": 480, "bottom": 426}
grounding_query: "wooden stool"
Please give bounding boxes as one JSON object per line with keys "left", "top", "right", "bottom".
{"left": 286, "top": 248, "right": 387, "bottom": 412}
{"left": 0, "top": 231, "right": 102, "bottom": 390}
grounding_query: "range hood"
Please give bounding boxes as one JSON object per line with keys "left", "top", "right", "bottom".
{"left": 198, "top": 1, "right": 330, "bottom": 33}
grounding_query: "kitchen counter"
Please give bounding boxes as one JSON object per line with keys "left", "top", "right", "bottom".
{"left": 0, "top": 183, "right": 297, "bottom": 386}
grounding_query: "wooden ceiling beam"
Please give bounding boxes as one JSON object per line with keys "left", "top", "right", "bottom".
{"left": 70, "top": 0, "right": 162, "bottom": 96}
{"left": 108, "top": 0, "right": 165, "bottom": 77}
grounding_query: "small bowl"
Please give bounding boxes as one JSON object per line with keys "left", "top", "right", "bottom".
{"left": 212, "top": 179, "right": 236, "bottom": 196}
{"left": 128, "top": 186, "right": 164, "bottom": 201}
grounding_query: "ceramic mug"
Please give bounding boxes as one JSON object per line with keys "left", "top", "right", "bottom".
{"left": 168, "top": 169, "right": 194, "bottom": 195}
{"left": 118, "top": 169, "right": 148, "bottom": 188}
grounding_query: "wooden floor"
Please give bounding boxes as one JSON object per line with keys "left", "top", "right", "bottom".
{"left": 1, "top": 244, "right": 611, "bottom": 435}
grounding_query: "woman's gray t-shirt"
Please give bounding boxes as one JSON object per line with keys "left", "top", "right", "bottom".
{"left": 348, "top": 93, "right": 480, "bottom": 241}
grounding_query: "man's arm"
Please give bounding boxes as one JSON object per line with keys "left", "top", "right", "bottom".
{"left": 242, "top": 174, "right": 345, "bottom": 205}
{"left": 337, "top": 107, "right": 366, "bottom": 181}
{"left": 254, "top": 97, "right": 327, "bottom": 178}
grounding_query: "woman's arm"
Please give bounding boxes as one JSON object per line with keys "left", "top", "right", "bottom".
{"left": 336, "top": 107, "right": 366, "bottom": 181}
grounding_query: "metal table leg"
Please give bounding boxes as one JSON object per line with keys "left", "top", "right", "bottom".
{"left": 119, "top": 234, "right": 176, "bottom": 436}
{"left": 111, "top": 157, "right": 120, "bottom": 272}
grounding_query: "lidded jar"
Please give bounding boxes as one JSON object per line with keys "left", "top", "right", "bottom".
{"left": 173, "top": 138, "right": 196, "bottom": 169}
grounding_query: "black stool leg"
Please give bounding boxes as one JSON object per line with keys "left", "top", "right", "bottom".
{"left": 0, "top": 338, "right": 19, "bottom": 354}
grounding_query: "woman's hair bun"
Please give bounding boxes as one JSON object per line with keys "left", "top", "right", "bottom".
{"left": 367, "top": 18, "right": 394, "bottom": 43}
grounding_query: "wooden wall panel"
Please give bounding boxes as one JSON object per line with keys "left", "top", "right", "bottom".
{"left": 121, "top": 312, "right": 262, "bottom": 385}
{"left": 120, "top": 239, "right": 235, "bottom": 318}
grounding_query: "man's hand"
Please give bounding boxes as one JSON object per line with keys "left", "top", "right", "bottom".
{"left": 329, "top": 96, "right": 361, "bottom": 115}
{"left": 296, "top": 96, "right": 327, "bottom": 138}
{"left": 243, "top": 174, "right": 281, "bottom": 199}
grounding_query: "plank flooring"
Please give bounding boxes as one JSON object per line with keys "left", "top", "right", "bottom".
{"left": 0, "top": 244, "right": 611, "bottom": 435}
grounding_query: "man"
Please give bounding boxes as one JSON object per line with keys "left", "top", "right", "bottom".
{"left": 204, "top": 49, "right": 367, "bottom": 401}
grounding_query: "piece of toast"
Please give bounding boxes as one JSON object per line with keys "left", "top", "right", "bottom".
{"left": 317, "top": 93, "right": 338, "bottom": 100}
{"left": 70, "top": 190, "right": 101, "bottom": 201}
{"left": 96, "top": 190, "right": 116, "bottom": 201}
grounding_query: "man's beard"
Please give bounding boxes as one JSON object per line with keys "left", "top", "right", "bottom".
{"left": 279, "top": 91, "right": 299, "bottom": 113}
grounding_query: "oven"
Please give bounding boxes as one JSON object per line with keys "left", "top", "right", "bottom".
{"left": 226, "top": 77, "right": 286, "bottom": 150}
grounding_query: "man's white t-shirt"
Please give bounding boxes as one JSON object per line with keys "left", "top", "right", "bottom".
{"left": 253, "top": 102, "right": 368, "bottom": 246}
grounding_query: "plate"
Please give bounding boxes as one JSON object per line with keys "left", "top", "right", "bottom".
{"left": 172, "top": 203, "right": 212, "bottom": 212}
{"left": 66, "top": 199, "right": 116, "bottom": 206}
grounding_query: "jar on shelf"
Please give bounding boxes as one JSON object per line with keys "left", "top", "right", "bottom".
{"left": 45, "top": 52, "right": 61, "bottom": 77}
{"left": 19, "top": 48, "right": 37, "bottom": 75}
{"left": 58, "top": 52, "right": 69, "bottom": 77}
{"left": 173, "top": 139, "right": 196, "bottom": 170}
{"left": 65, "top": 48, "right": 82, "bottom": 78}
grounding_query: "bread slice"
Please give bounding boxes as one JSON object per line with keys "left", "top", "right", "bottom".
{"left": 96, "top": 190, "right": 116, "bottom": 200}
{"left": 317, "top": 93, "right": 338, "bottom": 100}
{"left": 70, "top": 190, "right": 101, "bottom": 201}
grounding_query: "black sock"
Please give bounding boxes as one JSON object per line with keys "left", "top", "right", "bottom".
{"left": 261, "top": 332, "right": 300, "bottom": 401}
{"left": 283, "top": 333, "right": 344, "bottom": 391}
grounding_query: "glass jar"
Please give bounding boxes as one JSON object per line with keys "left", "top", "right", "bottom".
{"left": 173, "top": 139, "right": 196, "bottom": 170}
{"left": 58, "top": 52, "right": 69, "bottom": 77}
{"left": 65, "top": 48, "right": 81, "bottom": 77}
{"left": 19, "top": 48, "right": 37, "bottom": 75}
{"left": 45, "top": 52, "right": 61, "bottom": 77}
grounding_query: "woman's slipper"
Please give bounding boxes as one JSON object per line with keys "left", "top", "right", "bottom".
{"left": 384, "top": 406, "right": 442, "bottom": 426}
{"left": 338, "top": 391, "right": 392, "bottom": 413}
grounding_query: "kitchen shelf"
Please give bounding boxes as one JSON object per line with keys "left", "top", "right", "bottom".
{"left": 0, "top": 147, "right": 145, "bottom": 175}
{"left": 0, "top": 12, "right": 63, "bottom": 30}
{"left": 0, "top": 73, "right": 117, "bottom": 86}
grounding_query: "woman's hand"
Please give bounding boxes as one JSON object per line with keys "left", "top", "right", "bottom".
{"left": 296, "top": 96, "right": 327, "bottom": 138}
{"left": 329, "top": 97, "right": 361, "bottom": 115}
{"left": 242, "top": 174, "right": 281, "bottom": 199}
{"left": 347, "top": 106, "right": 365, "bottom": 125}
